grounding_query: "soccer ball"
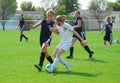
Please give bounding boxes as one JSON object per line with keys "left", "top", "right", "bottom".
{"left": 45, "top": 64, "right": 54, "bottom": 73}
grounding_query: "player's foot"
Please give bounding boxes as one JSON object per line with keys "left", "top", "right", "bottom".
{"left": 105, "top": 48, "right": 109, "bottom": 51}
{"left": 66, "top": 55, "right": 73, "bottom": 59}
{"left": 89, "top": 51, "right": 94, "bottom": 58}
{"left": 66, "top": 63, "right": 70, "bottom": 72}
{"left": 34, "top": 64, "right": 42, "bottom": 71}
{"left": 26, "top": 38, "right": 28, "bottom": 42}
{"left": 117, "top": 39, "right": 119, "bottom": 44}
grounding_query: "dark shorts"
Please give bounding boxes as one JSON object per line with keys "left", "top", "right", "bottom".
{"left": 20, "top": 25, "right": 25, "bottom": 31}
{"left": 104, "top": 33, "right": 112, "bottom": 43}
{"left": 73, "top": 31, "right": 86, "bottom": 42}
{"left": 39, "top": 36, "right": 52, "bottom": 47}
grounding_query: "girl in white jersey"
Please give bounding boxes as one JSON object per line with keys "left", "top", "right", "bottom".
{"left": 50, "top": 15, "right": 85, "bottom": 72}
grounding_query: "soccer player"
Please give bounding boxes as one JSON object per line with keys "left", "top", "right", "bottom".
{"left": 50, "top": 15, "right": 85, "bottom": 72}
{"left": 66, "top": 11, "right": 94, "bottom": 59}
{"left": 17, "top": 14, "right": 28, "bottom": 42}
{"left": 101, "top": 16, "right": 119, "bottom": 51}
{"left": 29, "top": 10, "right": 55, "bottom": 71}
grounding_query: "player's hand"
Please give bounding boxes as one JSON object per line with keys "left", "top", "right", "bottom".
{"left": 29, "top": 24, "right": 34, "bottom": 29}
{"left": 16, "top": 26, "right": 19, "bottom": 30}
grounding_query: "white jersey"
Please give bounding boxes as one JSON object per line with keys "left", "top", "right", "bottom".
{"left": 56, "top": 22, "right": 74, "bottom": 50}
{"left": 56, "top": 22, "right": 74, "bottom": 42}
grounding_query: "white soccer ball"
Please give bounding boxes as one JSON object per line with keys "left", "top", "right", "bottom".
{"left": 45, "top": 64, "right": 54, "bottom": 73}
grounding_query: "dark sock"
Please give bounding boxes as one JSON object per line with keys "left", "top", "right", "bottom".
{"left": 70, "top": 47, "right": 74, "bottom": 57}
{"left": 22, "top": 34, "right": 28, "bottom": 40}
{"left": 20, "top": 35, "right": 22, "bottom": 41}
{"left": 39, "top": 52, "right": 45, "bottom": 66}
{"left": 84, "top": 45, "right": 91, "bottom": 54}
{"left": 47, "top": 56, "right": 53, "bottom": 64}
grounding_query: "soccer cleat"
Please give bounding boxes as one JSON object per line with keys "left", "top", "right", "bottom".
{"left": 34, "top": 64, "right": 42, "bottom": 71}
{"left": 105, "top": 48, "right": 109, "bottom": 51}
{"left": 66, "top": 55, "right": 73, "bottom": 59}
{"left": 89, "top": 51, "right": 94, "bottom": 58}
{"left": 26, "top": 38, "right": 28, "bottom": 42}
{"left": 66, "top": 63, "right": 70, "bottom": 72}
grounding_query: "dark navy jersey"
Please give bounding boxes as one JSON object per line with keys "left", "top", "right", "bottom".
{"left": 74, "top": 17, "right": 83, "bottom": 32}
{"left": 40, "top": 20, "right": 54, "bottom": 38}
{"left": 104, "top": 23, "right": 113, "bottom": 35}
{"left": 19, "top": 17, "right": 25, "bottom": 27}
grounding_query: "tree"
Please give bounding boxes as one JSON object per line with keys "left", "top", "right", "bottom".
{"left": 20, "top": 1, "right": 35, "bottom": 11}
{"left": 66, "top": 0, "right": 80, "bottom": 14}
{"left": 35, "top": 6, "right": 42, "bottom": 11}
{"left": 39, "top": 0, "right": 57, "bottom": 10}
{"left": 117, "top": 0, "right": 120, "bottom": 3}
{"left": 108, "top": 1, "right": 120, "bottom": 11}
{"left": 54, "top": 5, "right": 66, "bottom": 15}
{"left": 88, "top": 0, "right": 113, "bottom": 30}
{"left": 0, "top": 0, "right": 17, "bottom": 31}
{"left": 55, "top": 0, "right": 80, "bottom": 14}
{"left": 38, "top": 0, "right": 57, "bottom": 18}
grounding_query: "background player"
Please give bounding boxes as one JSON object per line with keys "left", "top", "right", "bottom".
{"left": 101, "top": 16, "right": 119, "bottom": 51}
{"left": 66, "top": 11, "right": 94, "bottom": 59}
{"left": 17, "top": 14, "right": 28, "bottom": 42}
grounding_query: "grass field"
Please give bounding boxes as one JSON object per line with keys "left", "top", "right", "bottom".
{"left": 0, "top": 30, "right": 120, "bottom": 83}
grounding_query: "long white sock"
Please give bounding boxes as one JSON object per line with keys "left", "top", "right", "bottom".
{"left": 112, "top": 39, "right": 118, "bottom": 45}
{"left": 59, "top": 57, "right": 67, "bottom": 66}
{"left": 104, "top": 45, "right": 108, "bottom": 51}
{"left": 52, "top": 57, "right": 59, "bottom": 68}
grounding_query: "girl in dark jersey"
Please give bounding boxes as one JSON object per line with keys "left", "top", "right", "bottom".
{"left": 29, "top": 10, "right": 55, "bottom": 71}
{"left": 101, "top": 16, "right": 119, "bottom": 51}
{"left": 18, "top": 14, "right": 28, "bottom": 42}
{"left": 66, "top": 11, "right": 94, "bottom": 59}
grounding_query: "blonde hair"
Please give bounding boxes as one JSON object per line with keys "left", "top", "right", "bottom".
{"left": 106, "top": 16, "right": 111, "bottom": 20}
{"left": 76, "top": 11, "right": 80, "bottom": 14}
{"left": 56, "top": 15, "right": 66, "bottom": 22}
{"left": 46, "top": 9, "right": 55, "bottom": 16}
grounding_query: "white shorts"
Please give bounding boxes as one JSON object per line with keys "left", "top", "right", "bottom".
{"left": 56, "top": 41, "right": 71, "bottom": 51}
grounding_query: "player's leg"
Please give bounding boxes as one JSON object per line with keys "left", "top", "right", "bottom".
{"left": 59, "top": 57, "right": 70, "bottom": 72}
{"left": 81, "top": 41, "right": 94, "bottom": 58}
{"left": 45, "top": 49, "right": 53, "bottom": 64}
{"left": 22, "top": 33, "right": 28, "bottom": 42}
{"left": 52, "top": 49, "right": 64, "bottom": 69}
{"left": 112, "top": 39, "right": 119, "bottom": 44}
{"left": 80, "top": 31, "right": 94, "bottom": 58}
{"left": 110, "top": 33, "right": 119, "bottom": 45}
{"left": 108, "top": 34, "right": 119, "bottom": 45}
{"left": 20, "top": 30, "right": 23, "bottom": 42}
{"left": 34, "top": 43, "right": 48, "bottom": 71}
{"left": 104, "top": 40, "right": 109, "bottom": 51}
{"left": 45, "top": 37, "right": 53, "bottom": 63}
{"left": 66, "top": 37, "right": 77, "bottom": 59}
{"left": 20, "top": 26, "right": 28, "bottom": 42}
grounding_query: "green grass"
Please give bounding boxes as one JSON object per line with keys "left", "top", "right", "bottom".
{"left": 0, "top": 30, "right": 120, "bottom": 83}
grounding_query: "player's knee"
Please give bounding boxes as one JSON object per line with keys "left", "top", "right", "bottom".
{"left": 81, "top": 41, "right": 86, "bottom": 47}
{"left": 41, "top": 46, "right": 47, "bottom": 52}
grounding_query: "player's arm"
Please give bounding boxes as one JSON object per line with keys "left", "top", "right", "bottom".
{"left": 16, "top": 20, "right": 20, "bottom": 29}
{"left": 73, "top": 19, "right": 81, "bottom": 28}
{"left": 51, "top": 28, "right": 59, "bottom": 35}
{"left": 101, "top": 29, "right": 105, "bottom": 34}
{"left": 109, "top": 25, "right": 112, "bottom": 32}
{"left": 29, "top": 20, "right": 42, "bottom": 29}
{"left": 24, "top": 20, "right": 28, "bottom": 29}
{"left": 50, "top": 23, "right": 59, "bottom": 35}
